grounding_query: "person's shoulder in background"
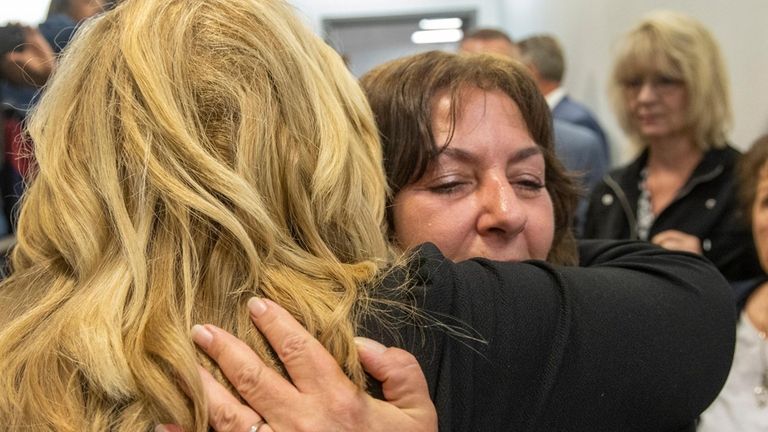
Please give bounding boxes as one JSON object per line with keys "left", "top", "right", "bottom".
{"left": 553, "top": 95, "right": 610, "bottom": 163}
{"left": 553, "top": 119, "right": 607, "bottom": 190}
{"left": 38, "top": 13, "right": 78, "bottom": 54}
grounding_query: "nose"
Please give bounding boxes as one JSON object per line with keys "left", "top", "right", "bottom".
{"left": 476, "top": 176, "right": 527, "bottom": 238}
{"left": 636, "top": 80, "right": 658, "bottom": 103}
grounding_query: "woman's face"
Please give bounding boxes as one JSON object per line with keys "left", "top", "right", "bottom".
{"left": 622, "top": 67, "right": 689, "bottom": 141}
{"left": 752, "top": 167, "right": 768, "bottom": 272}
{"left": 391, "top": 88, "right": 555, "bottom": 262}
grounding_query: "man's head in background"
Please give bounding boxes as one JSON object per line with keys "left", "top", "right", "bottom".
{"left": 459, "top": 28, "right": 520, "bottom": 59}
{"left": 517, "top": 34, "right": 565, "bottom": 96}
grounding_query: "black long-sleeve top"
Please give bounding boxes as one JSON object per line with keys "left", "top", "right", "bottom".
{"left": 582, "top": 146, "right": 762, "bottom": 282}
{"left": 365, "top": 240, "right": 736, "bottom": 432}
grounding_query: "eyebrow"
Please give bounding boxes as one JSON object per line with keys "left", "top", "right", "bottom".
{"left": 437, "top": 145, "right": 543, "bottom": 164}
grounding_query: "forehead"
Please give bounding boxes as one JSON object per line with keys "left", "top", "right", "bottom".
{"left": 430, "top": 87, "right": 528, "bottom": 133}
{"left": 615, "top": 41, "right": 682, "bottom": 80}
{"left": 426, "top": 87, "right": 542, "bottom": 167}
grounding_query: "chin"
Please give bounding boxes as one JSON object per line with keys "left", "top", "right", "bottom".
{"left": 638, "top": 127, "right": 668, "bottom": 138}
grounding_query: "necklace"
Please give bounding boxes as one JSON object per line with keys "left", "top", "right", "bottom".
{"left": 754, "top": 330, "right": 768, "bottom": 407}
{"left": 636, "top": 168, "right": 655, "bottom": 241}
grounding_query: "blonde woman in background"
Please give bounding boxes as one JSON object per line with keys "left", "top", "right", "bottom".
{"left": 583, "top": 11, "right": 761, "bottom": 282}
{"left": 0, "top": 1, "right": 736, "bottom": 431}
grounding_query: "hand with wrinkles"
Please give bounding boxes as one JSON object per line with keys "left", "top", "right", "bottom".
{"left": 158, "top": 297, "right": 436, "bottom": 432}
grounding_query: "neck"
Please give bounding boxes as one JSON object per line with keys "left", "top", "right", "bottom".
{"left": 646, "top": 133, "right": 702, "bottom": 171}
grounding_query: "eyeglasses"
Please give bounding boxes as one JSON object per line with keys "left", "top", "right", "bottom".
{"left": 621, "top": 74, "right": 685, "bottom": 96}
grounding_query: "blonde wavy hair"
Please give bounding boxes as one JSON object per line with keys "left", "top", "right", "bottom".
{"left": 0, "top": 0, "right": 391, "bottom": 430}
{"left": 609, "top": 10, "right": 732, "bottom": 151}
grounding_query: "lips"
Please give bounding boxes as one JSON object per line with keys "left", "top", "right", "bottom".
{"left": 465, "top": 240, "right": 533, "bottom": 263}
{"left": 637, "top": 111, "right": 661, "bottom": 119}
{"left": 636, "top": 112, "right": 663, "bottom": 125}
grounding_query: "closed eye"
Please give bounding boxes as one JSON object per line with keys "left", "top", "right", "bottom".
{"left": 513, "top": 178, "right": 545, "bottom": 198}
{"left": 428, "top": 180, "right": 470, "bottom": 195}
{"left": 623, "top": 78, "right": 643, "bottom": 89}
{"left": 654, "top": 75, "right": 684, "bottom": 86}
{"left": 760, "top": 195, "right": 768, "bottom": 209}
{"left": 516, "top": 179, "right": 544, "bottom": 190}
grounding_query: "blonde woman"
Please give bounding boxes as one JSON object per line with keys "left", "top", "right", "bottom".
{"left": 0, "top": 0, "right": 398, "bottom": 429}
{"left": 583, "top": 11, "right": 760, "bottom": 282}
{"left": 0, "top": 1, "right": 735, "bottom": 431}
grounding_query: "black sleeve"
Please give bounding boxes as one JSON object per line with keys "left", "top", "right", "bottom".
{"left": 386, "top": 240, "right": 735, "bottom": 432}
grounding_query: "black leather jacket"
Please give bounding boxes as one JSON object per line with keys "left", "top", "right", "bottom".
{"left": 582, "top": 145, "right": 763, "bottom": 282}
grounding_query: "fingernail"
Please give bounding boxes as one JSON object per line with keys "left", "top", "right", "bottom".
{"left": 191, "top": 324, "right": 213, "bottom": 349}
{"left": 248, "top": 297, "right": 268, "bottom": 318}
{"left": 154, "top": 426, "right": 168, "bottom": 432}
{"left": 354, "top": 337, "right": 387, "bottom": 354}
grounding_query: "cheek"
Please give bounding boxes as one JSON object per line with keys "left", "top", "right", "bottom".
{"left": 529, "top": 194, "right": 555, "bottom": 260}
{"left": 670, "top": 98, "right": 686, "bottom": 116}
{"left": 624, "top": 95, "right": 638, "bottom": 111}
{"left": 391, "top": 192, "right": 471, "bottom": 253}
{"left": 668, "top": 94, "right": 690, "bottom": 124}
{"left": 391, "top": 197, "right": 419, "bottom": 249}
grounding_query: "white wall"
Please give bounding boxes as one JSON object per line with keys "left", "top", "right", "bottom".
{"left": 327, "top": 21, "right": 461, "bottom": 78}
{"left": 0, "top": 1, "right": 50, "bottom": 25}
{"left": 290, "top": 0, "right": 503, "bottom": 32}
{"left": 291, "top": 0, "right": 768, "bottom": 165}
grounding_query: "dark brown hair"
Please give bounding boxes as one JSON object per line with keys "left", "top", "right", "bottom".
{"left": 739, "top": 134, "right": 768, "bottom": 225}
{"left": 359, "top": 50, "right": 578, "bottom": 265}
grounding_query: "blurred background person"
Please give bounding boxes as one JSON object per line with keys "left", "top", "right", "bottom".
{"left": 698, "top": 134, "right": 768, "bottom": 431}
{"left": 0, "top": 0, "right": 108, "bottom": 234}
{"left": 582, "top": 10, "right": 762, "bottom": 282}
{"left": 459, "top": 28, "right": 520, "bottom": 58}
{"left": 518, "top": 33, "right": 610, "bottom": 166}
{"left": 0, "top": 26, "right": 57, "bottom": 240}
{"left": 40, "top": 0, "right": 109, "bottom": 52}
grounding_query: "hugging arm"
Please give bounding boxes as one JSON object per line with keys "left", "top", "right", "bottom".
{"left": 413, "top": 239, "right": 736, "bottom": 430}
{"left": 177, "top": 240, "right": 735, "bottom": 431}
